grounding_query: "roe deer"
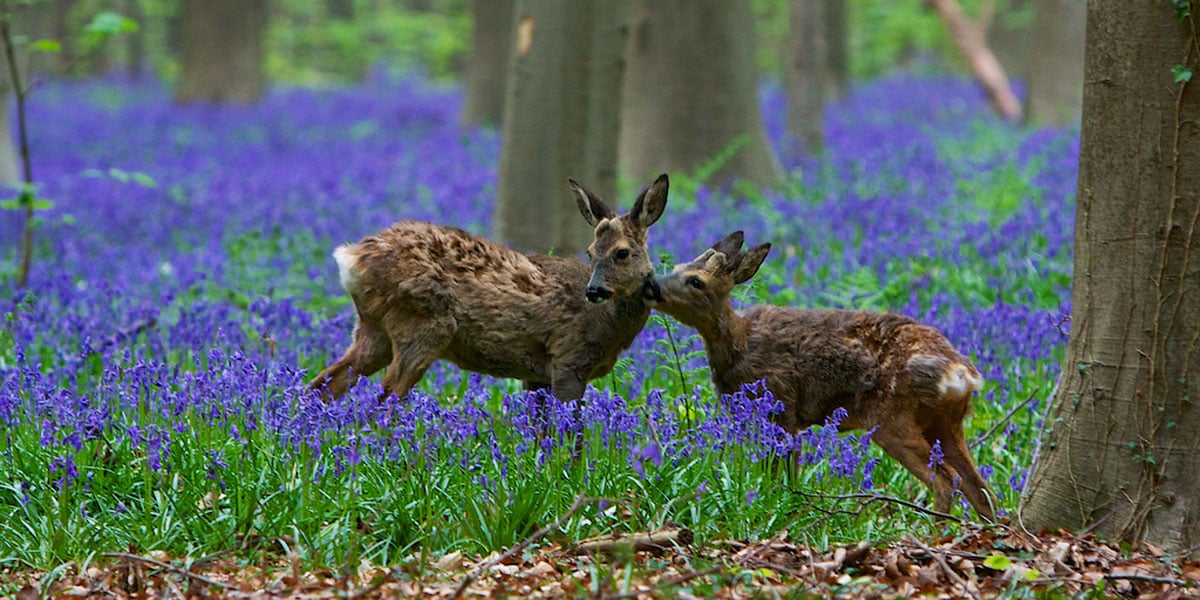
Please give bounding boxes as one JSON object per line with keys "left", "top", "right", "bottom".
{"left": 309, "top": 175, "right": 671, "bottom": 402}
{"left": 644, "top": 232, "right": 995, "bottom": 518}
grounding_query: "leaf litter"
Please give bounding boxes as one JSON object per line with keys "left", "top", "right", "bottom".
{"left": 4, "top": 523, "right": 1198, "bottom": 598}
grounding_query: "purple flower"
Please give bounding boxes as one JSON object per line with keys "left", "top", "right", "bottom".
{"left": 927, "top": 439, "right": 944, "bottom": 481}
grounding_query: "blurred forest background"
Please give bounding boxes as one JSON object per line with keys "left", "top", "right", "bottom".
{"left": 2, "top": 0, "right": 1084, "bottom": 255}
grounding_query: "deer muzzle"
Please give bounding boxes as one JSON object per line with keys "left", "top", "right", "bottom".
{"left": 586, "top": 285, "right": 614, "bottom": 303}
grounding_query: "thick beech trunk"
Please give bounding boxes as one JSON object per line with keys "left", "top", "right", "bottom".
{"left": 1020, "top": 0, "right": 1200, "bottom": 558}
{"left": 619, "top": 0, "right": 781, "bottom": 188}
{"left": 1024, "top": 0, "right": 1085, "bottom": 126}
{"left": 493, "top": 0, "right": 628, "bottom": 255}
{"left": 175, "top": 0, "right": 268, "bottom": 105}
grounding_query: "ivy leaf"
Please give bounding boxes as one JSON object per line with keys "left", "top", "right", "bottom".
{"left": 1172, "top": 65, "right": 1193, "bottom": 84}
{"left": 983, "top": 553, "right": 1013, "bottom": 570}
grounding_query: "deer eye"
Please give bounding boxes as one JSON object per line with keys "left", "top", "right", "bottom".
{"left": 615, "top": 248, "right": 631, "bottom": 260}
{"left": 687, "top": 277, "right": 705, "bottom": 290}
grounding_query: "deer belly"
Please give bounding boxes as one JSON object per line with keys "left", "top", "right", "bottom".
{"left": 440, "top": 339, "right": 547, "bottom": 382}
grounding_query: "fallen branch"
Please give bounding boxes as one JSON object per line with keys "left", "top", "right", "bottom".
{"left": 568, "top": 525, "right": 694, "bottom": 556}
{"left": 101, "top": 552, "right": 238, "bottom": 591}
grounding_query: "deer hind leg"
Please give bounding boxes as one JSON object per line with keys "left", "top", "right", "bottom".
{"left": 871, "top": 423, "right": 965, "bottom": 516}
{"left": 378, "top": 314, "right": 455, "bottom": 401}
{"left": 310, "top": 319, "right": 393, "bottom": 400}
{"left": 933, "top": 421, "right": 996, "bottom": 520}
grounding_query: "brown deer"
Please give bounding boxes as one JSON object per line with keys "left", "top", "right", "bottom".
{"left": 644, "top": 231, "right": 995, "bottom": 518}
{"left": 309, "top": 174, "right": 670, "bottom": 402}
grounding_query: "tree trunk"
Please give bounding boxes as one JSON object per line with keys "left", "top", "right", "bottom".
{"left": 987, "top": 0, "right": 1032, "bottom": 82}
{"left": 0, "top": 69, "right": 18, "bottom": 187}
{"left": 460, "top": 0, "right": 514, "bottom": 127}
{"left": 493, "top": 0, "right": 628, "bottom": 255}
{"left": 786, "top": 0, "right": 827, "bottom": 155}
{"left": 619, "top": 0, "right": 781, "bottom": 188}
{"left": 825, "top": 0, "right": 849, "bottom": 99}
{"left": 1020, "top": 0, "right": 1200, "bottom": 559}
{"left": 125, "top": 0, "right": 146, "bottom": 79}
{"left": 175, "top": 0, "right": 269, "bottom": 105}
{"left": 1024, "top": 0, "right": 1085, "bottom": 126}
{"left": 929, "top": 0, "right": 1023, "bottom": 121}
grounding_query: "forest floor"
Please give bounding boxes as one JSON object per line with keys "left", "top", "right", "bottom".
{"left": 7, "top": 519, "right": 1199, "bottom": 599}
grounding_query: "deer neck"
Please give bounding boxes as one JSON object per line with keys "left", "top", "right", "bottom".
{"left": 692, "top": 301, "right": 750, "bottom": 379}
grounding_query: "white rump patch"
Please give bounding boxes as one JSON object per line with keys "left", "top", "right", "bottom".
{"left": 333, "top": 244, "right": 360, "bottom": 292}
{"left": 938, "top": 363, "right": 983, "bottom": 398}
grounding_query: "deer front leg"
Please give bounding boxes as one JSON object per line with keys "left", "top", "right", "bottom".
{"left": 550, "top": 371, "right": 586, "bottom": 403}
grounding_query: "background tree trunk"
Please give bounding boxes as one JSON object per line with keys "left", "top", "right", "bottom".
{"left": 175, "top": 0, "right": 269, "bottom": 105}
{"left": 787, "top": 0, "right": 828, "bottom": 155}
{"left": 619, "top": 0, "right": 781, "bottom": 188}
{"left": 929, "top": 0, "right": 1023, "bottom": 121}
{"left": 986, "top": 0, "right": 1032, "bottom": 82}
{"left": 460, "top": 0, "right": 514, "bottom": 127}
{"left": 1019, "top": 0, "right": 1200, "bottom": 558}
{"left": 0, "top": 71, "right": 19, "bottom": 187}
{"left": 1024, "top": 0, "right": 1085, "bottom": 126}
{"left": 493, "top": 0, "right": 628, "bottom": 255}
{"left": 825, "top": 0, "right": 849, "bottom": 99}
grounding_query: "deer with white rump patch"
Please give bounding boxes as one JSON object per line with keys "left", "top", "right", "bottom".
{"left": 309, "top": 174, "right": 670, "bottom": 402}
{"left": 643, "top": 232, "right": 995, "bottom": 518}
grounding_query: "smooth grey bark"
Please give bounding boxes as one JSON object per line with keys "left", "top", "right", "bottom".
{"left": 619, "top": 0, "right": 782, "bottom": 188}
{"left": 825, "top": 0, "right": 848, "bottom": 99}
{"left": 987, "top": 0, "right": 1032, "bottom": 81}
{"left": 175, "top": 0, "right": 268, "bottom": 105}
{"left": 1024, "top": 0, "right": 1086, "bottom": 126}
{"left": 1019, "top": 0, "right": 1200, "bottom": 558}
{"left": 787, "top": 0, "right": 827, "bottom": 155}
{"left": 460, "top": 0, "right": 514, "bottom": 127}
{"left": 0, "top": 80, "right": 18, "bottom": 187}
{"left": 493, "top": 0, "right": 628, "bottom": 255}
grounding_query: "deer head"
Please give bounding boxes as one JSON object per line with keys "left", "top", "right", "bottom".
{"left": 643, "top": 230, "right": 771, "bottom": 316}
{"left": 569, "top": 174, "right": 669, "bottom": 304}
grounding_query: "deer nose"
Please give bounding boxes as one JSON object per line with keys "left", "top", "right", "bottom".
{"left": 586, "top": 286, "right": 614, "bottom": 303}
{"left": 642, "top": 279, "right": 663, "bottom": 303}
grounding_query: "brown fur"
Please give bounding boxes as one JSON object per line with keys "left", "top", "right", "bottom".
{"left": 310, "top": 175, "right": 671, "bottom": 402}
{"left": 645, "top": 232, "right": 995, "bottom": 519}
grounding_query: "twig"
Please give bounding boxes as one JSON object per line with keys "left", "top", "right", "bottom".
{"left": 970, "top": 386, "right": 1041, "bottom": 450}
{"left": 906, "top": 535, "right": 977, "bottom": 599}
{"left": 86, "top": 317, "right": 158, "bottom": 354}
{"left": 101, "top": 552, "right": 238, "bottom": 591}
{"left": 600, "top": 565, "right": 723, "bottom": 600}
{"left": 452, "top": 493, "right": 609, "bottom": 599}
{"left": 1102, "top": 573, "right": 1191, "bottom": 586}
{"left": 792, "top": 489, "right": 970, "bottom": 523}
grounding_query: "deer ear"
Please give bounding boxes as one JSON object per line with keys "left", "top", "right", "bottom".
{"left": 630, "top": 173, "right": 668, "bottom": 229}
{"left": 569, "top": 178, "right": 615, "bottom": 226}
{"left": 710, "top": 231, "right": 744, "bottom": 256}
{"left": 704, "top": 250, "right": 729, "bottom": 272}
{"left": 731, "top": 243, "right": 771, "bottom": 284}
